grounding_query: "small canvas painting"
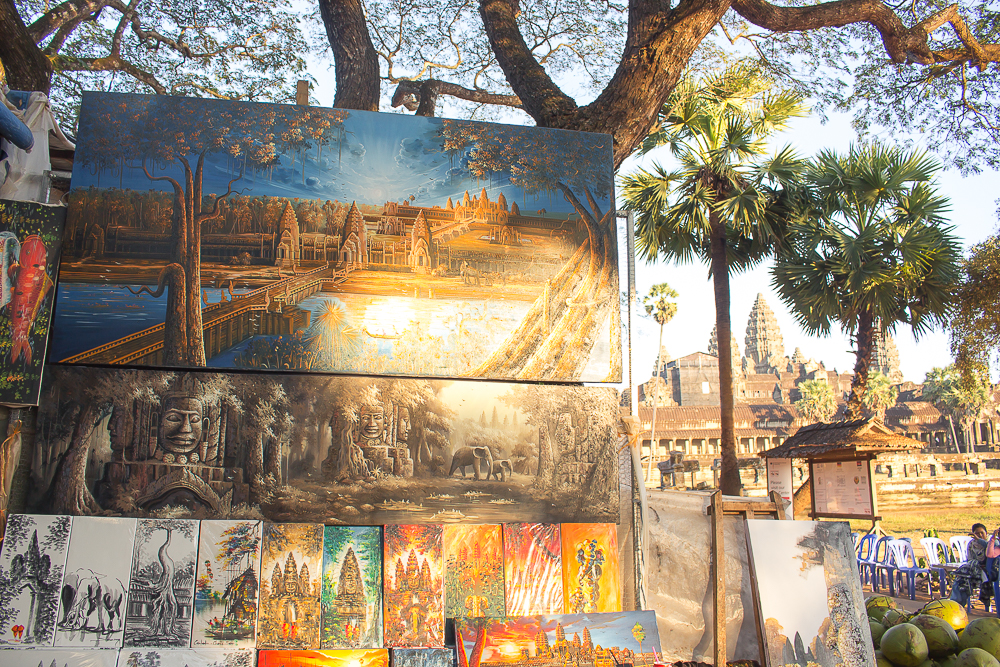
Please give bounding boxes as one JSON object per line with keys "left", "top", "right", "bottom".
{"left": 502, "top": 523, "right": 563, "bottom": 616}
{"left": 0, "top": 199, "right": 66, "bottom": 406}
{"left": 455, "top": 610, "right": 661, "bottom": 667}
{"left": 117, "top": 647, "right": 256, "bottom": 666}
{"left": 0, "top": 514, "right": 72, "bottom": 646}
{"left": 123, "top": 518, "right": 199, "bottom": 647}
{"left": 193, "top": 520, "right": 263, "bottom": 648}
{"left": 258, "top": 522, "right": 324, "bottom": 649}
{"left": 0, "top": 648, "right": 119, "bottom": 667}
{"left": 55, "top": 516, "right": 137, "bottom": 647}
{"left": 383, "top": 524, "right": 443, "bottom": 647}
{"left": 257, "top": 648, "right": 388, "bottom": 667}
{"left": 392, "top": 648, "right": 454, "bottom": 667}
{"left": 321, "top": 526, "right": 382, "bottom": 648}
{"left": 560, "top": 524, "right": 620, "bottom": 613}
{"left": 444, "top": 524, "right": 503, "bottom": 618}
{"left": 746, "top": 520, "right": 875, "bottom": 667}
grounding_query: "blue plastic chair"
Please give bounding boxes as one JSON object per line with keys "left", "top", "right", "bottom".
{"left": 857, "top": 533, "right": 878, "bottom": 585}
{"left": 888, "top": 539, "right": 934, "bottom": 600}
{"left": 872, "top": 535, "right": 897, "bottom": 596}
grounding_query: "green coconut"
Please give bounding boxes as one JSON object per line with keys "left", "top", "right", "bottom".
{"left": 875, "top": 650, "right": 894, "bottom": 667}
{"left": 882, "top": 623, "right": 931, "bottom": 667}
{"left": 868, "top": 596, "right": 901, "bottom": 622}
{"left": 912, "top": 614, "right": 961, "bottom": 658}
{"left": 883, "top": 609, "right": 909, "bottom": 627}
{"left": 959, "top": 619, "right": 1000, "bottom": 660}
{"left": 872, "top": 621, "right": 888, "bottom": 646}
{"left": 939, "top": 655, "right": 961, "bottom": 667}
{"left": 922, "top": 599, "right": 971, "bottom": 632}
{"left": 956, "top": 648, "right": 1000, "bottom": 667}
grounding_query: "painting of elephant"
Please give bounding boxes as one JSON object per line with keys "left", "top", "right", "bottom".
{"left": 489, "top": 459, "right": 513, "bottom": 482}
{"left": 449, "top": 445, "right": 493, "bottom": 480}
{"left": 59, "top": 568, "right": 126, "bottom": 635}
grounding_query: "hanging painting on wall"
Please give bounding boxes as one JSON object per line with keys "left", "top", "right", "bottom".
{"left": 503, "top": 523, "right": 563, "bottom": 616}
{"left": 0, "top": 514, "right": 72, "bottom": 646}
{"left": 27, "top": 366, "right": 620, "bottom": 525}
{"left": 193, "top": 520, "right": 264, "bottom": 648}
{"left": 455, "top": 610, "right": 661, "bottom": 667}
{"left": 54, "top": 516, "right": 137, "bottom": 648}
{"left": 443, "top": 524, "right": 503, "bottom": 618}
{"left": 51, "top": 92, "right": 619, "bottom": 383}
{"left": 258, "top": 522, "right": 324, "bottom": 649}
{"left": 560, "top": 523, "right": 621, "bottom": 614}
{"left": 117, "top": 648, "right": 256, "bottom": 666}
{"left": 258, "top": 648, "right": 388, "bottom": 667}
{"left": 0, "top": 648, "right": 119, "bottom": 667}
{"left": 321, "top": 526, "right": 382, "bottom": 648}
{"left": 392, "top": 648, "right": 454, "bottom": 667}
{"left": 0, "top": 199, "right": 66, "bottom": 406}
{"left": 746, "top": 520, "right": 875, "bottom": 667}
{"left": 383, "top": 524, "right": 443, "bottom": 648}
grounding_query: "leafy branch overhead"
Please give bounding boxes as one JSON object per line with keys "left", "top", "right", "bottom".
{"left": 1, "top": 0, "right": 998, "bottom": 168}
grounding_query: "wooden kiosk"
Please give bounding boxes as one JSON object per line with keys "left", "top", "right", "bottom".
{"left": 759, "top": 417, "right": 924, "bottom": 525}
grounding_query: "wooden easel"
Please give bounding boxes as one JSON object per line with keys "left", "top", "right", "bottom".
{"left": 707, "top": 490, "right": 785, "bottom": 667}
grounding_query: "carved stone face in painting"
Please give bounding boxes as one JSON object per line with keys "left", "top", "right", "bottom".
{"left": 360, "top": 405, "right": 386, "bottom": 440}
{"left": 397, "top": 407, "right": 411, "bottom": 442}
{"left": 159, "top": 396, "right": 206, "bottom": 454}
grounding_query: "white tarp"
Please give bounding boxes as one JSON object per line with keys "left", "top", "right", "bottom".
{"left": 0, "top": 87, "right": 74, "bottom": 202}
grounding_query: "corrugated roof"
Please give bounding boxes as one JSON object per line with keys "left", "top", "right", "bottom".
{"left": 760, "top": 417, "right": 923, "bottom": 458}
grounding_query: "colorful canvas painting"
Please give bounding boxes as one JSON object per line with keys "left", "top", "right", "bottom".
{"left": 258, "top": 523, "right": 324, "bottom": 649}
{"left": 503, "top": 523, "right": 563, "bottom": 616}
{"left": 0, "top": 514, "right": 72, "bottom": 646}
{"left": 193, "top": 520, "right": 264, "bottom": 648}
{"left": 117, "top": 648, "right": 256, "bottom": 666}
{"left": 560, "top": 524, "right": 621, "bottom": 614}
{"left": 27, "top": 366, "right": 620, "bottom": 525}
{"left": 0, "top": 199, "right": 66, "bottom": 406}
{"left": 746, "top": 520, "right": 875, "bottom": 667}
{"left": 383, "top": 524, "right": 443, "bottom": 648}
{"left": 392, "top": 648, "right": 454, "bottom": 667}
{"left": 0, "top": 648, "right": 119, "bottom": 667}
{"left": 443, "top": 524, "right": 503, "bottom": 618}
{"left": 455, "top": 611, "right": 661, "bottom": 667}
{"left": 51, "top": 92, "right": 619, "bottom": 383}
{"left": 258, "top": 649, "right": 388, "bottom": 667}
{"left": 123, "top": 518, "right": 199, "bottom": 647}
{"left": 321, "top": 526, "right": 382, "bottom": 648}
{"left": 54, "top": 516, "right": 137, "bottom": 647}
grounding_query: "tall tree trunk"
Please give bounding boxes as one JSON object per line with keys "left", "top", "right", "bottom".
{"left": 847, "top": 311, "right": 875, "bottom": 419}
{"left": 319, "top": 0, "right": 379, "bottom": 111}
{"left": 710, "top": 214, "right": 740, "bottom": 496}
{"left": 51, "top": 403, "right": 101, "bottom": 515}
{"left": 0, "top": 0, "right": 52, "bottom": 92}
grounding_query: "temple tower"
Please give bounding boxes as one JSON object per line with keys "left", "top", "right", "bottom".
{"left": 873, "top": 326, "right": 903, "bottom": 382}
{"left": 744, "top": 293, "right": 785, "bottom": 372}
{"left": 708, "top": 325, "right": 741, "bottom": 372}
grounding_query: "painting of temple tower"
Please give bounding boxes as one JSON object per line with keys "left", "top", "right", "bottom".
{"left": 384, "top": 525, "right": 443, "bottom": 648}
{"left": 258, "top": 523, "right": 323, "bottom": 649}
{"left": 322, "top": 526, "right": 382, "bottom": 649}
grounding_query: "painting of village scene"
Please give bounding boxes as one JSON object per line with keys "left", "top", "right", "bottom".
{"left": 0, "top": 514, "right": 72, "bottom": 646}
{"left": 444, "top": 524, "right": 504, "bottom": 618}
{"left": 0, "top": 199, "right": 65, "bottom": 406}
{"left": 25, "top": 366, "right": 620, "bottom": 525}
{"left": 258, "top": 648, "right": 388, "bottom": 667}
{"left": 455, "top": 611, "right": 661, "bottom": 667}
{"left": 50, "top": 92, "right": 619, "bottom": 383}
{"left": 193, "top": 520, "right": 263, "bottom": 648}
{"left": 383, "top": 524, "right": 443, "bottom": 648}
{"left": 321, "top": 526, "right": 382, "bottom": 648}
{"left": 747, "top": 521, "right": 874, "bottom": 667}
{"left": 258, "top": 523, "right": 324, "bottom": 650}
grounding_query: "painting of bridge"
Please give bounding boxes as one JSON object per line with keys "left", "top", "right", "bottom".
{"left": 51, "top": 93, "right": 619, "bottom": 382}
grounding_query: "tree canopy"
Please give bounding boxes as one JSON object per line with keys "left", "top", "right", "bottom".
{"left": 950, "top": 231, "right": 1000, "bottom": 380}
{"left": 2, "top": 0, "right": 999, "bottom": 169}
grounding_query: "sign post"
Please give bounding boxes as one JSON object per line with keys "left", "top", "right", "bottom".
{"left": 808, "top": 457, "right": 880, "bottom": 521}
{"left": 765, "top": 457, "right": 794, "bottom": 519}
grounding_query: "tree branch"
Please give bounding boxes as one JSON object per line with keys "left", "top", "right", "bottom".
{"left": 1, "top": 0, "right": 53, "bottom": 91}
{"left": 391, "top": 79, "right": 522, "bottom": 112}
{"left": 28, "top": 0, "right": 114, "bottom": 43}
{"left": 111, "top": 0, "right": 140, "bottom": 57}
{"left": 51, "top": 54, "right": 166, "bottom": 92}
{"left": 318, "top": 0, "right": 379, "bottom": 111}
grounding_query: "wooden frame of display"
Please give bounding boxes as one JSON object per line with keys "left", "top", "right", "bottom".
{"left": 807, "top": 454, "right": 881, "bottom": 521}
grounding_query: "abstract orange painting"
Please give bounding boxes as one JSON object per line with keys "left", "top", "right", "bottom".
{"left": 383, "top": 524, "right": 444, "bottom": 647}
{"left": 444, "top": 524, "right": 504, "bottom": 618}
{"left": 560, "top": 523, "right": 621, "bottom": 613}
{"left": 258, "top": 648, "right": 389, "bottom": 667}
{"left": 502, "top": 523, "right": 563, "bottom": 615}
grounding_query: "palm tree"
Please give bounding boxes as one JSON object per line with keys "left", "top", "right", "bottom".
{"left": 924, "top": 364, "right": 993, "bottom": 454}
{"left": 622, "top": 64, "right": 807, "bottom": 495}
{"left": 861, "top": 371, "right": 898, "bottom": 419}
{"left": 772, "top": 143, "right": 962, "bottom": 418}
{"left": 794, "top": 379, "right": 838, "bottom": 423}
{"left": 642, "top": 282, "right": 678, "bottom": 485}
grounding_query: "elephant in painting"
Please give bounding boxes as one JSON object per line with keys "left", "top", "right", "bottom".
{"left": 449, "top": 445, "right": 493, "bottom": 480}
{"left": 489, "top": 459, "right": 513, "bottom": 482}
{"left": 60, "top": 568, "right": 126, "bottom": 634}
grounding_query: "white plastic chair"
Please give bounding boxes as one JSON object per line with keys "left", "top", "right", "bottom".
{"left": 888, "top": 539, "right": 934, "bottom": 599}
{"left": 951, "top": 536, "right": 973, "bottom": 563}
{"left": 919, "top": 537, "right": 951, "bottom": 596}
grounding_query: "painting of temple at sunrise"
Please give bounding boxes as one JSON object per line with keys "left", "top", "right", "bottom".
{"left": 51, "top": 92, "right": 619, "bottom": 383}
{"left": 455, "top": 611, "right": 661, "bottom": 667}
{"left": 26, "top": 366, "right": 620, "bottom": 525}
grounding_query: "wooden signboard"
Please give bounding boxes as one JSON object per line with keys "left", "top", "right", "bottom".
{"left": 809, "top": 458, "right": 879, "bottom": 521}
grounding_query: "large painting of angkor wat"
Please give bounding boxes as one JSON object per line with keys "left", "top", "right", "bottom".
{"left": 51, "top": 93, "right": 619, "bottom": 383}
{"left": 26, "top": 366, "right": 620, "bottom": 524}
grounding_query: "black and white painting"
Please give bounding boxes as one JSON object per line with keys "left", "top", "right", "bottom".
{"left": 54, "top": 516, "right": 137, "bottom": 647}
{"left": 124, "top": 518, "right": 199, "bottom": 647}
{"left": 0, "top": 648, "right": 119, "bottom": 666}
{"left": 392, "top": 648, "right": 455, "bottom": 667}
{"left": 117, "top": 647, "right": 256, "bottom": 666}
{"left": 0, "top": 514, "right": 72, "bottom": 646}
